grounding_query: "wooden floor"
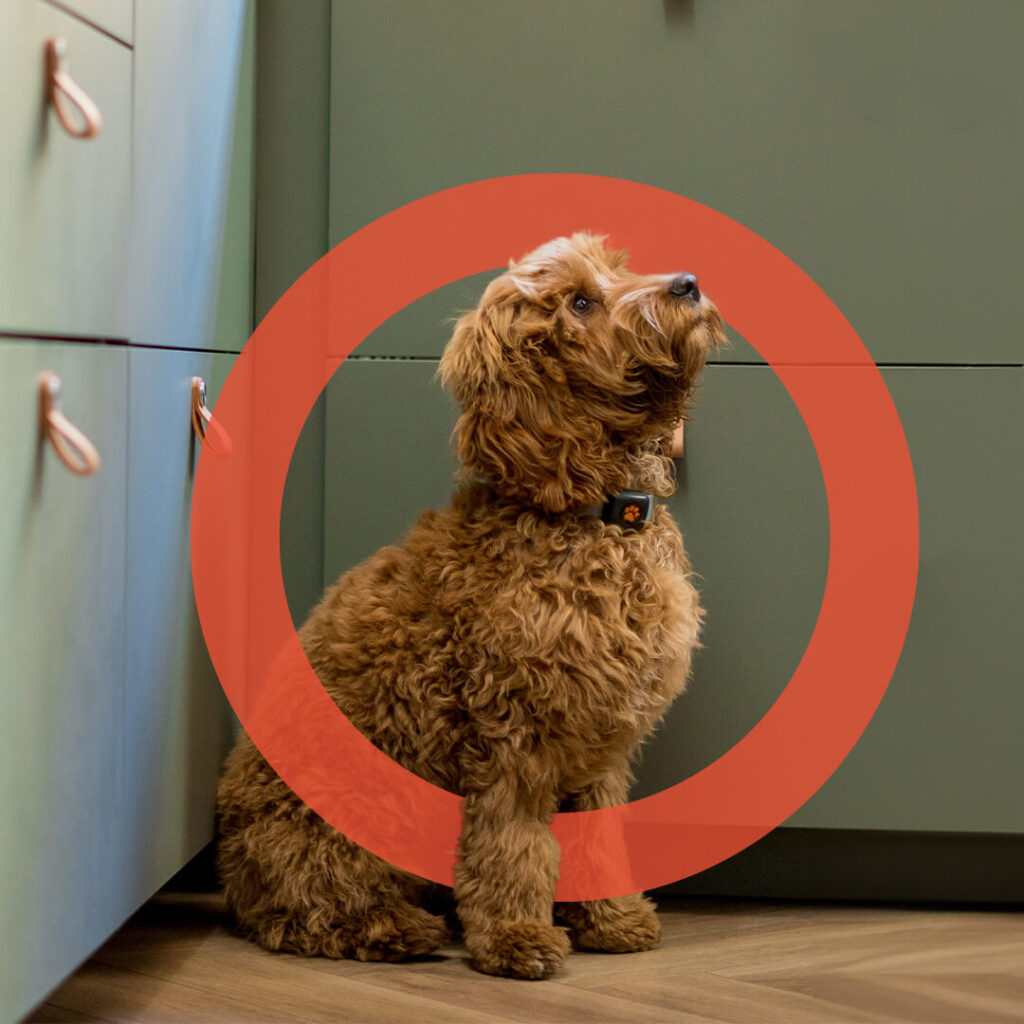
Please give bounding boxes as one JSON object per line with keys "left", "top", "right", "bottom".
{"left": 27, "top": 892, "right": 1024, "bottom": 1023}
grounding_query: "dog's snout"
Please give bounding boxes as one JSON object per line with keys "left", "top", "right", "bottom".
{"left": 668, "top": 274, "right": 700, "bottom": 301}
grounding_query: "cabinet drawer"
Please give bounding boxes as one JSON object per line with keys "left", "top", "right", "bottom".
{"left": 0, "top": 339, "right": 128, "bottom": 1023}
{"left": 0, "top": 3, "right": 131, "bottom": 339}
{"left": 330, "top": 1, "right": 1023, "bottom": 365}
{"left": 306, "top": 359, "right": 1024, "bottom": 835}
{"left": 122, "top": 347, "right": 239, "bottom": 904}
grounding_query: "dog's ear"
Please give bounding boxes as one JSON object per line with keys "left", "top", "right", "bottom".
{"left": 439, "top": 305, "right": 616, "bottom": 512}
{"left": 437, "top": 309, "right": 502, "bottom": 407}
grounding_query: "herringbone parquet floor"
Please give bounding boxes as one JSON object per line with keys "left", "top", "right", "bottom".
{"left": 26, "top": 892, "right": 1024, "bottom": 1023}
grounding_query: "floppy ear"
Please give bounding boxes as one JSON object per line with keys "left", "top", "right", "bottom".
{"left": 438, "top": 305, "right": 619, "bottom": 512}
{"left": 437, "top": 309, "right": 502, "bottom": 407}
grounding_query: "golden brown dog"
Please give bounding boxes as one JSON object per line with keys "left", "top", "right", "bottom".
{"left": 216, "top": 233, "right": 725, "bottom": 979}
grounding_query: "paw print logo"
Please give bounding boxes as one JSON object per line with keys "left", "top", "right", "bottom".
{"left": 622, "top": 504, "right": 641, "bottom": 523}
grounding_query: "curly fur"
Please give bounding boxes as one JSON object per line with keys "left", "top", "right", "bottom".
{"left": 217, "top": 233, "right": 725, "bottom": 979}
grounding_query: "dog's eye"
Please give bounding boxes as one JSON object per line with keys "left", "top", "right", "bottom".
{"left": 571, "top": 295, "right": 594, "bottom": 316}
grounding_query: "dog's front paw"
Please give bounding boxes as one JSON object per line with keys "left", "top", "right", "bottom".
{"left": 467, "top": 920, "right": 571, "bottom": 979}
{"left": 557, "top": 896, "right": 661, "bottom": 953}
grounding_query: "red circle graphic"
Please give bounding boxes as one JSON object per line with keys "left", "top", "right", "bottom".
{"left": 191, "top": 174, "right": 918, "bottom": 900}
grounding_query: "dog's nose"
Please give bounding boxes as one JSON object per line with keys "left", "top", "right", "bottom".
{"left": 668, "top": 274, "right": 700, "bottom": 301}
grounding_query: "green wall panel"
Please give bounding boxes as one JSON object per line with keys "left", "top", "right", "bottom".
{"left": 329, "top": 0, "right": 1023, "bottom": 366}
{"left": 309, "top": 356, "right": 1023, "bottom": 834}
{"left": 788, "top": 367, "right": 1024, "bottom": 832}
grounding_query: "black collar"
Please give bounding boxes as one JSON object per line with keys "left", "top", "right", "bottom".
{"left": 583, "top": 490, "right": 655, "bottom": 530}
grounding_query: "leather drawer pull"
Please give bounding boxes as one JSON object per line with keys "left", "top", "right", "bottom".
{"left": 45, "top": 37, "right": 103, "bottom": 140}
{"left": 38, "top": 372, "right": 101, "bottom": 476}
{"left": 191, "top": 378, "right": 233, "bottom": 456}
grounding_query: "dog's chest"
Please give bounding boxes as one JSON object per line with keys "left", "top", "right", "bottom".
{"left": 455, "top": 517, "right": 702, "bottom": 753}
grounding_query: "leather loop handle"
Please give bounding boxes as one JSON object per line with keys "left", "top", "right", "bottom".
{"left": 45, "top": 37, "right": 103, "bottom": 140}
{"left": 191, "top": 378, "right": 233, "bottom": 457}
{"left": 38, "top": 372, "right": 101, "bottom": 476}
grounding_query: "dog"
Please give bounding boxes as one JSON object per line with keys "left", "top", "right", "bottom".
{"left": 216, "top": 232, "right": 724, "bottom": 979}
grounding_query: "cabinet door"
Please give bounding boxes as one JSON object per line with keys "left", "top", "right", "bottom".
{"left": 122, "top": 347, "right": 240, "bottom": 907}
{"left": 328, "top": 0, "right": 1022, "bottom": 365}
{"left": 309, "top": 358, "right": 1024, "bottom": 836}
{"left": 0, "top": 340, "right": 128, "bottom": 1024}
{"left": 0, "top": 3, "right": 131, "bottom": 339}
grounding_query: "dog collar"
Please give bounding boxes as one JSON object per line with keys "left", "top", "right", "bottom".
{"left": 584, "top": 489, "right": 655, "bottom": 530}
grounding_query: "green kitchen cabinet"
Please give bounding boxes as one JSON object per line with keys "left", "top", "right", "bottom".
{"left": 0, "top": 341, "right": 129, "bottom": 1022}
{"left": 252, "top": 0, "right": 1024, "bottom": 909}
{"left": 297, "top": 0, "right": 1024, "bottom": 863}
{"left": 0, "top": 3, "right": 255, "bottom": 1018}
{"left": 301, "top": 356, "right": 1023, "bottom": 844}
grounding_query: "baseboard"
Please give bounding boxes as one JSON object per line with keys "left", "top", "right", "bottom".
{"left": 653, "top": 826, "right": 1024, "bottom": 906}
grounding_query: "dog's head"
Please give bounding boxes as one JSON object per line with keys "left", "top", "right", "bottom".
{"left": 439, "top": 233, "right": 725, "bottom": 512}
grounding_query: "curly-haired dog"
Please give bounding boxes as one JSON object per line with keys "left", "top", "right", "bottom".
{"left": 216, "top": 233, "right": 725, "bottom": 979}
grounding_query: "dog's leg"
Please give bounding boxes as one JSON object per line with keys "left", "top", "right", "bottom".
{"left": 455, "top": 777, "right": 571, "bottom": 979}
{"left": 218, "top": 740, "right": 448, "bottom": 962}
{"left": 222, "top": 816, "right": 449, "bottom": 961}
{"left": 554, "top": 769, "right": 661, "bottom": 954}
